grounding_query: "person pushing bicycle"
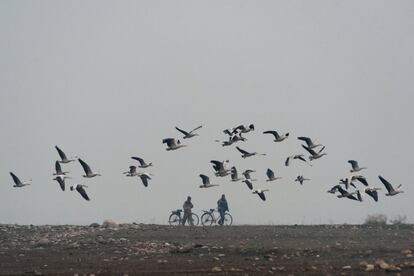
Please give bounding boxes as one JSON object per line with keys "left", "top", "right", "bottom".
{"left": 217, "top": 194, "right": 229, "bottom": 225}
{"left": 182, "top": 196, "right": 194, "bottom": 226}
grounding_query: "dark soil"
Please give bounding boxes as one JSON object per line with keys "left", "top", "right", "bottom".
{"left": 0, "top": 223, "right": 414, "bottom": 275}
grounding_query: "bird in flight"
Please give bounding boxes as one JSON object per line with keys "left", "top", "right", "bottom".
{"left": 10, "top": 172, "right": 31, "bottom": 188}
{"left": 78, "top": 159, "right": 101, "bottom": 178}
{"left": 378, "top": 175, "right": 404, "bottom": 196}
{"left": 199, "top": 174, "right": 219, "bottom": 188}
{"left": 263, "top": 130, "right": 289, "bottom": 142}
{"left": 175, "top": 125, "right": 203, "bottom": 139}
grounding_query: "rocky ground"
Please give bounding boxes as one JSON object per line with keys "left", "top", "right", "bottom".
{"left": 0, "top": 222, "right": 413, "bottom": 275}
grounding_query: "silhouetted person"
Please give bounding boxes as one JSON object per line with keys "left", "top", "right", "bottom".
{"left": 182, "top": 196, "right": 194, "bottom": 226}
{"left": 217, "top": 194, "right": 229, "bottom": 225}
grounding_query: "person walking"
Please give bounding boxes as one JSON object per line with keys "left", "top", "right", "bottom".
{"left": 217, "top": 194, "right": 229, "bottom": 225}
{"left": 182, "top": 196, "right": 194, "bottom": 226}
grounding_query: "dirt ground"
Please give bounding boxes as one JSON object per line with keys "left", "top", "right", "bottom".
{"left": 0, "top": 223, "right": 413, "bottom": 275}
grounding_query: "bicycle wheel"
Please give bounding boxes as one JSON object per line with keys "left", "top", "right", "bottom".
{"left": 190, "top": 213, "right": 200, "bottom": 226}
{"left": 168, "top": 213, "right": 181, "bottom": 226}
{"left": 201, "top": 213, "right": 214, "bottom": 226}
{"left": 223, "top": 213, "right": 233, "bottom": 226}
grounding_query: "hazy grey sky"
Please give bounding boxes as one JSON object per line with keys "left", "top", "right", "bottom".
{"left": 1, "top": 1, "right": 413, "bottom": 225}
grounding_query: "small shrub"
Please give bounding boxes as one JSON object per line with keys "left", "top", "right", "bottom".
{"left": 390, "top": 215, "right": 407, "bottom": 225}
{"left": 364, "top": 214, "right": 387, "bottom": 225}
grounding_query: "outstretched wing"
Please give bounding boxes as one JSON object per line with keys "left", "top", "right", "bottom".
{"left": 78, "top": 159, "right": 92, "bottom": 175}
{"left": 263, "top": 130, "right": 279, "bottom": 139}
{"left": 365, "top": 189, "right": 378, "bottom": 202}
{"left": 285, "top": 156, "right": 291, "bottom": 166}
{"left": 244, "top": 180, "right": 253, "bottom": 190}
{"left": 9, "top": 172, "right": 21, "bottom": 185}
{"left": 55, "top": 145, "right": 68, "bottom": 161}
{"left": 302, "top": 145, "right": 316, "bottom": 156}
{"left": 199, "top": 174, "right": 210, "bottom": 185}
{"left": 210, "top": 160, "right": 223, "bottom": 172}
{"left": 236, "top": 146, "right": 249, "bottom": 155}
{"left": 55, "top": 161, "right": 62, "bottom": 174}
{"left": 266, "top": 168, "right": 274, "bottom": 180}
{"left": 175, "top": 127, "right": 190, "bottom": 136}
{"left": 189, "top": 125, "right": 202, "bottom": 134}
{"left": 56, "top": 177, "right": 65, "bottom": 191}
{"left": 355, "top": 176, "right": 368, "bottom": 186}
{"left": 76, "top": 185, "right": 90, "bottom": 201}
{"left": 258, "top": 192, "right": 266, "bottom": 201}
{"left": 131, "top": 156, "right": 144, "bottom": 166}
{"left": 140, "top": 174, "right": 151, "bottom": 187}
{"left": 378, "top": 175, "right": 394, "bottom": 193}
{"left": 348, "top": 160, "right": 358, "bottom": 170}
{"left": 297, "top": 136, "right": 312, "bottom": 146}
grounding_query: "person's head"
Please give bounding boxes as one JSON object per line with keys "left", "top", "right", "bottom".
{"left": 187, "top": 196, "right": 191, "bottom": 201}
{"left": 221, "top": 194, "right": 225, "bottom": 199}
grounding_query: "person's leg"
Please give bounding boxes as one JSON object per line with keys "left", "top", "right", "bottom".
{"left": 218, "top": 210, "right": 224, "bottom": 225}
{"left": 189, "top": 213, "right": 194, "bottom": 226}
{"left": 182, "top": 212, "right": 188, "bottom": 225}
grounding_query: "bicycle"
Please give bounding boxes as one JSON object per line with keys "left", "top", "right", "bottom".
{"left": 201, "top": 209, "right": 233, "bottom": 226}
{"left": 168, "top": 209, "right": 200, "bottom": 226}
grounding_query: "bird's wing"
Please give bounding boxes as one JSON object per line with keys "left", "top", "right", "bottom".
{"left": 78, "top": 159, "right": 92, "bottom": 174}
{"left": 259, "top": 192, "right": 266, "bottom": 201}
{"left": 223, "top": 129, "right": 232, "bottom": 136}
{"left": 297, "top": 137, "right": 312, "bottom": 146}
{"left": 162, "top": 138, "right": 175, "bottom": 147}
{"left": 55, "top": 145, "right": 68, "bottom": 160}
{"left": 189, "top": 125, "right": 202, "bottom": 134}
{"left": 285, "top": 156, "right": 291, "bottom": 166}
{"left": 231, "top": 167, "right": 238, "bottom": 180}
{"left": 302, "top": 145, "right": 316, "bottom": 155}
{"left": 131, "top": 156, "right": 144, "bottom": 165}
{"left": 55, "top": 161, "right": 62, "bottom": 174}
{"left": 347, "top": 194, "right": 358, "bottom": 201}
{"left": 266, "top": 169, "right": 274, "bottom": 179}
{"left": 365, "top": 189, "right": 378, "bottom": 202}
{"left": 175, "top": 127, "right": 190, "bottom": 136}
{"left": 348, "top": 160, "right": 358, "bottom": 170}
{"left": 244, "top": 180, "right": 253, "bottom": 190}
{"left": 295, "top": 155, "right": 307, "bottom": 162}
{"left": 355, "top": 176, "right": 368, "bottom": 186}
{"left": 337, "top": 186, "right": 347, "bottom": 196}
{"left": 263, "top": 130, "right": 279, "bottom": 139}
{"left": 236, "top": 146, "right": 249, "bottom": 155}
{"left": 232, "top": 125, "right": 245, "bottom": 133}
{"left": 318, "top": 146, "right": 326, "bottom": 154}
{"left": 199, "top": 174, "right": 210, "bottom": 185}
{"left": 129, "top": 166, "right": 137, "bottom": 173}
{"left": 140, "top": 175, "right": 150, "bottom": 187}
{"left": 10, "top": 172, "right": 21, "bottom": 185}
{"left": 210, "top": 160, "right": 223, "bottom": 171}
{"left": 378, "top": 175, "right": 394, "bottom": 193}
{"left": 56, "top": 177, "right": 65, "bottom": 191}
{"left": 76, "top": 186, "right": 90, "bottom": 201}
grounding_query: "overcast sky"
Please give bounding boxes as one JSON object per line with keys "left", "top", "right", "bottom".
{"left": 0, "top": 1, "right": 413, "bottom": 225}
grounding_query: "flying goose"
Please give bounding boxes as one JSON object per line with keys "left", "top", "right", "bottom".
{"left": 285, "top": 154, "right": 312, "bottom": 167}
{"left": 10, "top": 172, "right": 31, "bottom": 188}
{"left": 211, "top": 160, "right": 231, "bottom": 177}
{"left": 263, "top": 130, "right": 289, "bottom": 142}
{"left": 138, "top": 173, "right": 152, "bottom": 187}
{"left": 78, "top": 158, "right": 101, "bottom": 178}
{"left": 336, "top": 186, "right": 359, "bottom": 201}
{"left": 70, "top": 184, "right": 90, "bottom": 201}
{"left": 236, "top": 146, "right": 266, "bottom": 158}
{"left": 55, "top": 146, "right": 77, "bottom": 164}
{"left": 53, "top": 161, "right": 69, "bottom": 176}
{"left": 230, "top": 167, "right": 242, "bottom": 182}
{"left": 297, "top": 137, "right": 323, "bottom": 149}
{"left": 362, "top": 187, "right": 381, "bottom": 202}
{"left": 242, "top": 169, "right": 257, "bottom": 181}
{"left": 252, "top": 189, "right": 269, "bottom": 201}
{"left": 162, "top": 138, "right": 187, "bottom": 151}
{"left": 175, "top": 125, "right": 202, "bottom": 139}
{"left": 348, "top": 160, "right": 367, "bottom": 173}
{"left": 378, "top": 175, "right": 404, "bottom": 196}
{"left": 295, "top": 175, "right": 310, "bottom": 185}
{"left": 131, "top": 156, "right": 153, "bottom": 168}
{"left": 243, "top": 179, "right": 254, "bottom": 190}
{"left": 327, "top": 185, "right": 341, "bottom": 194}
{"left": 53, "top": 175, "right": 71, "bottom": 191}
{"left": 123, "top": 166, "right": 138, "bottom": 177}
{"left": 233, "top": 124, "right": 255, "bottom": 134}
{"left": 199, "top": 174, "right": 219, "bottom": 188}
{"left": 302, "top": 145, "right": 327, "bottom": 161}
{"left": 340, "top": 175, "right": 368, "bottom": 189}
{"left": 266, "top": 168, "right": 282, "bottom": 182}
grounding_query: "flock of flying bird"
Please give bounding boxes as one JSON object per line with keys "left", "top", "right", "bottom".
{"left": 9, "top": 123, "right": 404, "bottom": 204}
